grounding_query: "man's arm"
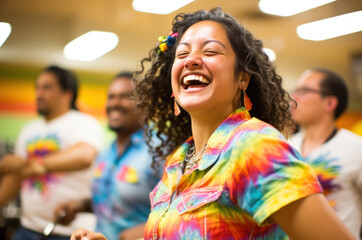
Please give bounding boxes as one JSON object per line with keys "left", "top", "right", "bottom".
{"left": 0, "top": 154, "right": 26, "bottom": 175}
{"left": 1, "top": 142, "right": 98, "bottom": 178}
{"left": 0, "top": 174, "right": 21, "bottom": 209}
{"left": 1, "top": 142, "right": 98, "bottom": 176}
{"left": 41, "top": 142, "right": 98, "bottom": 173}
{"left": 0, "top": 142, "right": 98, "bottom": 208}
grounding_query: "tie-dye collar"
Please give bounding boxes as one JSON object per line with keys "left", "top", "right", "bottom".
{"left": 166, "top": 107, "right": 251, "bottom": 174}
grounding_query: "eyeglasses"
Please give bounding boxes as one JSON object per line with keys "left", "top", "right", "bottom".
{"left": 292, "top": 87, "right": 329, "bottom": 96}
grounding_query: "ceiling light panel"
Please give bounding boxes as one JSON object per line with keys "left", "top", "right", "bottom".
{"left": 0, "top": 22, "right": 12, "bottom": 47}
{"left": 259, "top": 0, "right": 336, "bottom": 17}
{"left": 133, "top": 0, "right": 194, "bottom": 15}
{"left": 297, "top": 11, "right": 362, "bottom": 41}
{"left": 64, "top": 31, "right": 119, "bottom": 61}
{"left": 263, "top": 48, "right": 276, "bottom": 62}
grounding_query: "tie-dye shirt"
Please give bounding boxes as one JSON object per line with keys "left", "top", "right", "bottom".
{"left": 144, "top": 108, "right": 322, "bottom": 240}
{"left": 15, "top": 110, "right": 103, "bottom": 236}
{"left": 92, "top": 129, "right": 160, "bottom": 240}
{"left": 290, "top": 129, "right": 362, "bottom": 238}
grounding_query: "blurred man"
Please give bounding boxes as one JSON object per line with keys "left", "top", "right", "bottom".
{"left": 0, "top": 65, "right": 103, "bottom": 240}
{"left": 55, "top": 72, "right": 161, "bottom": 240}
{"left": 290, "top": 68, "right": 362, "bottom": 238}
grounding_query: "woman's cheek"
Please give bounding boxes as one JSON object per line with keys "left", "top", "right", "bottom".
{"left": 171, "top": 59, "right": 184, "bottom": 92}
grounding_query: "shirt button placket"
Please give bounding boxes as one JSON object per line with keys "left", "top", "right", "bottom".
{"left": 153, "top": 201, "right": 172, "bottom": 240}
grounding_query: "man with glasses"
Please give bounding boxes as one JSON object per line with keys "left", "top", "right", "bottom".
{"left": 290, "top": 68, "right": 362, "bottom": 239}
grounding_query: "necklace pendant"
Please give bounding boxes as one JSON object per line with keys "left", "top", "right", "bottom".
{"left": 183, "top": 144, "right": 206, "bottom": 170}
{"left": 185, "top": 159, "right": 196, "bottom": 169}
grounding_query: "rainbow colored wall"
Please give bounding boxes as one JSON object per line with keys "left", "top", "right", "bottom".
{"left": 0, "top": 63, "right": 360, "bottom": 147}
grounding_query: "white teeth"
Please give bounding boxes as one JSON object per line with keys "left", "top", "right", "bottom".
{"left": 183, "top": 75, "right": 210, "bottom": 85}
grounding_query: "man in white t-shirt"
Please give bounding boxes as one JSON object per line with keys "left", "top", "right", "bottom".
{"left": 290, "top": 68, "right": 362, "bottom": 239}
{"left": 0, "top": 65, "right": 103, "bottom": 240}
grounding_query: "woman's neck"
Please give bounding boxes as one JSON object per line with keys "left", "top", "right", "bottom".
{"left": 190, "top": 107, "right": 235, "bottom": 153}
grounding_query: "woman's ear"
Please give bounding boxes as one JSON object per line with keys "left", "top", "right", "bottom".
{"left": 238, "top": 72, "right": 251, "bottom": 90}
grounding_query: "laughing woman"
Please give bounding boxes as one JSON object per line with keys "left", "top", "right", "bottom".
{"left": 71, "top": 7, "right": 355, "bottom": 240}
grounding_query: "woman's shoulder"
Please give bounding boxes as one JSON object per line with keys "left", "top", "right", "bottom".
{"left": 233, "top": 117, "right": 285, "bottom": 141}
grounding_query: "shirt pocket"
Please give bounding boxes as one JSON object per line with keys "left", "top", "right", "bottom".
{"left": 117, "top": 165, "right": 139, "bottom": 184}
{"left": 176, "top": 186, "right": 223, "bottom": 215}
{"left": 150, "top": 180, "right": 171, "bottom": 210}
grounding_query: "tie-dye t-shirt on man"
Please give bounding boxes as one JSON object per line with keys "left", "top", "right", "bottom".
{"left": 290, "top": 129, "right": 362, "bottom": 238}
{"left": 21, "top": 134, "right": 62, "bottom": 195}
{"left": 15, "top": 110, "right": 103, "bottom": 236}
{"left": 144, "top": 108, "right": 322, "bottom": 240}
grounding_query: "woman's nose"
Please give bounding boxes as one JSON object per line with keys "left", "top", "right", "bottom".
{"left": 184, "top": 53, "right": 202, "bottom": 69}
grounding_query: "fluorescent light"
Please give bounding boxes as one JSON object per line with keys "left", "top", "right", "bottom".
{"left": 259, "top": 0, "right": 336, "bottom": 17}
{"left": 0, "top": 22, "right": 11, "bottom": 47}
{"left": 297, "top": 11, "right": 362, "bottom": 41}
{"left": 64, "top": 31, "right": 119, "bottom": 61}
{"left": 133, "top": 0, "right": 194, "bottom": 15}
{"left": 263, "top": 48, "right": 276, "bottom": 62}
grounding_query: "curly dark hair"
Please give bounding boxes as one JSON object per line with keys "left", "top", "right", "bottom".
{"left": 134, "top": 7, "right": 294, "bottom": 169}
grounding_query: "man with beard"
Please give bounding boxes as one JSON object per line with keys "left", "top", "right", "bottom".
{"left": 54, "top": 72, "right": 160, "bottom": 240}
{"left": 0, "top": 65, "right": 103, "bottom": 240}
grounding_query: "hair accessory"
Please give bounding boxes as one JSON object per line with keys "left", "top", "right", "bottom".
{"left": 158, "top": 32, "right": 179, "bottom": 54}
{"left": 171, "top": 93, "right": 181, "bottom": 116}
{"left": 243, "top": 89, "right": 252, "bottom": 111}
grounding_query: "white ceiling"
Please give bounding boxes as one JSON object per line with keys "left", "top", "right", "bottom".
{"left": 0, "top": 0, "right": 361, "bottom": 93}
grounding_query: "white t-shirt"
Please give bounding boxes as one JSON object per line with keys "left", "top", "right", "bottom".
{"left": 15, "top": 110, "right": 103, "bottom": 236}
{"left": 290, "top": 129, "right": 362, "bottom": 238}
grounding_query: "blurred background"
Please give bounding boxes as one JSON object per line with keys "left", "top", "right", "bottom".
{"left": 0, "top": 0, "right": 361, "bottom": 238}
{"left": 0, "top": 0, "right": 361, "bottom": 142}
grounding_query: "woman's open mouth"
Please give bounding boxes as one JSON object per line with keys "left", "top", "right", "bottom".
{"left": 181, "top": 74, "right": 210, "bottom": 90}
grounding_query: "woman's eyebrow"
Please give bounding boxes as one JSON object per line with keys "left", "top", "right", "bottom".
{"left": 204, "top": 40, "right": 226, "bottom": 49}
{"left": 177, "top": 40, "right": 226, "bottom": 49}
{"left": 177, "top": 42, "right": 190, "bottom": 48}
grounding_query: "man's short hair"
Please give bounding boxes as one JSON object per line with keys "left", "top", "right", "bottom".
{"left": 312, "top": 68, "right": 349, "bottom": 119}
{"left": 44, "top": 65, "right": 78, "bottom": 110}
{"left": 114, "top": 71, "right": 133, "bottom": 80}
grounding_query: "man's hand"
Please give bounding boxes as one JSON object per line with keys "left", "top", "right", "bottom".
{"left": 54, "top": 200, "right": 84, "bottom": 225}
{"left": 71, "top": 228, "right": 108, "bottom": 240}
{"left": 18, "top": 160, "right": 46, "bottom": 180}
{"left": 0, "top": 154, "right": 26, "bottom": 175}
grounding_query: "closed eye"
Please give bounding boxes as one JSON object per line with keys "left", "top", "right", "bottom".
{"left": 176, "top": 52, "right": 189, "bottom": 58}
{"left": 204, "top": 50, "right": 219, "bottom": 55}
